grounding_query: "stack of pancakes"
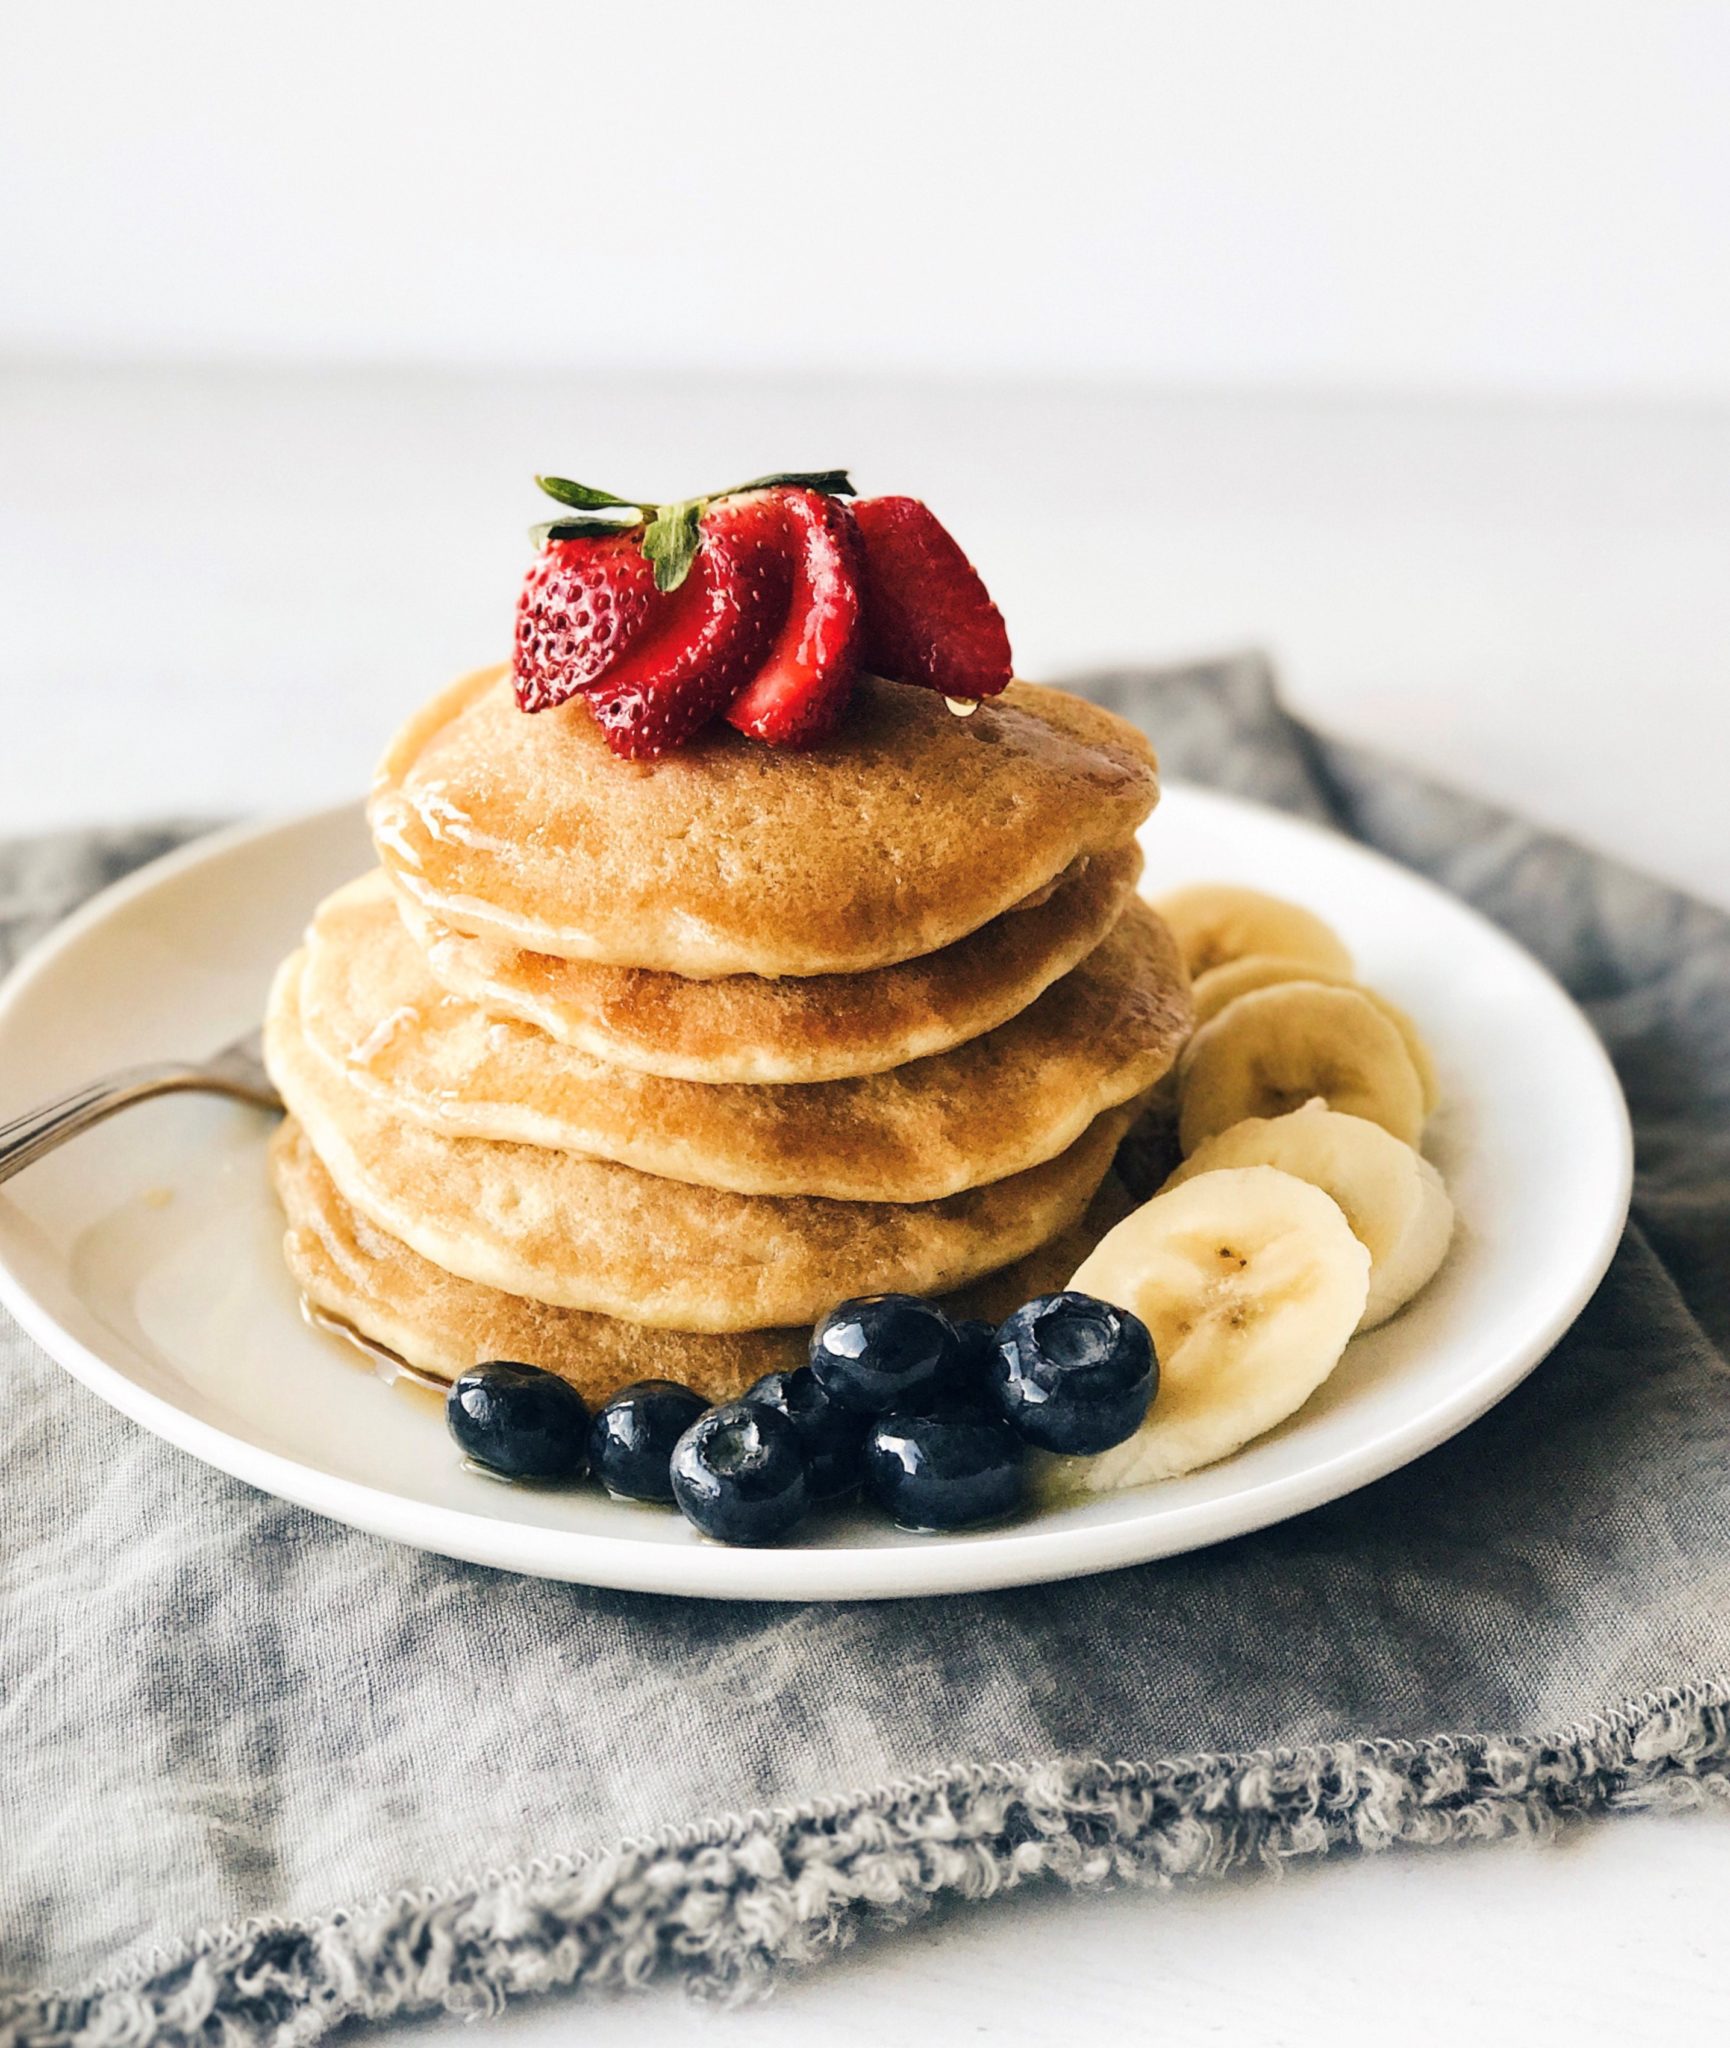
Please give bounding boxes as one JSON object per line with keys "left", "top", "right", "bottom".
{"left": 266, "top": 665, "right": 1191, "bottom": 1404}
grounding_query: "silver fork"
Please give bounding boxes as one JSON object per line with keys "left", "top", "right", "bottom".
{"left": 0, "top": 1027, "right": 282, "bottom": 1187}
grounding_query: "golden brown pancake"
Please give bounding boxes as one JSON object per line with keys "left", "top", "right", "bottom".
{"left": 295, "top": 872, "right": 1190, "bottom": 1202}
{"left": 369, "top": 665, "right": 1159, "bottom": 977}
{"left": 274, "top": 1119, "right": 1137, "bottom": 1405}
{"left": 398, "top": 841, "right": 1145, "bottom": 1083}
{"left": 266, "top": 950, "right": 1138, "bottom": 1331}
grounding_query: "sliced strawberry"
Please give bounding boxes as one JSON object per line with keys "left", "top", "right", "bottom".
{"left": 725, "top": 490, "right": 863, "bottom": 748}
{"left": 851, "top": 495, "right": 1012, "bottom": 699}
{"left": 513, "top": 531, "right": 658, "bottom": 713}
{"left": 584, "top": 503, "right": 791, "bottom": 759}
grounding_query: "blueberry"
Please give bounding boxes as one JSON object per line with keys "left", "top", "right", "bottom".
{"left": 863, "top": 1411, "right": 1026, "bottom": 1531}
{"left": 587, "top": 1379, "right": 708, "bottom": 1503}
{"left": 670, "top": 1401, "right": 810, "bottom": 1545}
{"left": 989, "top": 1291, "right": 1156, "bottom": 1454}
{"left": 743, "top": 1366, "right": 867, "bottom": 1499}
{"left": 809, "top": 1294, "right": 961, "bottom": 1415}
{"left": 446, "top": 1360, "right": 590, "bottom": 1480}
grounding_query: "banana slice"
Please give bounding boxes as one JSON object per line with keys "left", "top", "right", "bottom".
{"left": 1176, "top": 981, "right": 1426, "bottom": 1154}
{"left": 1054, "top": 1165, "right": 1370, "bottom": 1488}
{"left": 1191, "top": 955, "right": 1441, "bottom": 1113}
{"left": 1152, "top": 884, "right": 1353, "bottom": 981}
{"left": 1162, "top": 1100, "right": 1453, "bottom": 1329}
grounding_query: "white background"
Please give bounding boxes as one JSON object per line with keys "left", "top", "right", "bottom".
{"left": 4, "top": 1, "right": 1729, "bottom": 398}
{"left": 3, "top": 3, "right": 1728, "bottom": 2039}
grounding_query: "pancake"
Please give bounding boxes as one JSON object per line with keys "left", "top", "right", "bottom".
{"left": 369, "top": 665, "right": 1159, "bottom": 978}
{"left": 399, "top": 841, "right": 1145, "bottom": 1083}
{"left": 273, "top": 1118, "right": 1138, "bottom": 1404}
{"left": 296, "top": 873, "right": 1190, "bottom": 1202}
{"left": 266, "top": 953, "right": 1139, "bottom": 1331}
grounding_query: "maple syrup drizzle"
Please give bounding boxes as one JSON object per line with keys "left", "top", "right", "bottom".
{"left": 298, "top": 1295, "right": 449, "bottom": 1394}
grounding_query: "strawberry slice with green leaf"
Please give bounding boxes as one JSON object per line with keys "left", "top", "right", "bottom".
{"left": 583, "top": 497, "right": 794, "bottom": 759}
{"left": 510, "top": 469, "right": 1012, "bottom": 757}
{"left": 513, "top": 470, "right": 853, "bottom": 727}
{"left": 851, "top": 495, "right": 1012, "bottom": 700}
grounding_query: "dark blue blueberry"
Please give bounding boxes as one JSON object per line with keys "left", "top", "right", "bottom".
{"left": 446, "top": 1360, "right": 590, "bottom": 1481}
{"left": 587, "top": 1379, "right": 708, "bottom": 1503}
{"left": 809, "top": 1294, "right": 961, "bottom": 1415}
{"left": 863, "top": 1411, "right": 1026, "bottom": 1531}
{"left": 989, "top": 1291, "right": 1156, "bottom": 1454}
{"left": 743, "top": 1366, "right": 867, "bottom": 1499}
{"left": 670, "top": 1401, "right": 810, "bottom": 1545}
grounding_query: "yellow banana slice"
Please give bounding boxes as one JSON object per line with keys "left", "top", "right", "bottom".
{"left": 1163, "top": 1100, "right": 1453, "bottom": 1328}
{"left": 1190, "top": 954, "right": 1440, "bottom": 1113}
{"left": 1176, "top": 981, "right": 1426, "bottom": 1154}
{"left": 1054, "top": 1165, "right": 1370, "bottom": 1488}
{"left": 1151, "top": 884, "right": 1353, "bottom": 981}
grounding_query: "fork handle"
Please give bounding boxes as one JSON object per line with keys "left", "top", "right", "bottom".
{"left": 0, "top": 1064, "right": 223, "bottom": 1186}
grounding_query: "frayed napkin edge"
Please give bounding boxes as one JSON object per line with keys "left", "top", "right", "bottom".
{"left": 8, "top": 1675, "right": 1727, "bottom": 2048}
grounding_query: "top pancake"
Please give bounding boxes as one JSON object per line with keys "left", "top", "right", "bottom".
{"left": 370, "top": 665, "right": 1158, "bottom": 978}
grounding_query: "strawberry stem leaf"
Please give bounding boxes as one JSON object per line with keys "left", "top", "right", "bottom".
{"left": 641, "top": 501, "right": 704, "bottom": 593}
{"left": 536, "top": 475, "right": 648, "bottom": 513}
{"left": 720, "top": 469, "right": 855, "bottom": 500}
{"left": 527, "top": 467, "right": 853, "bottom": 580}
{"left": 531, "top": 515, "right": 643, "bottom": 547}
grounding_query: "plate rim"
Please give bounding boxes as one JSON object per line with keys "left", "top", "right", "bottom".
{"left": 0, "top": 789, "right": 1634, "bottom": 1601}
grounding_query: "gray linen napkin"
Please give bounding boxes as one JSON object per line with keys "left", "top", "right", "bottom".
{"left": 2, "top": 654, "right": 1727, "bottom": 2046}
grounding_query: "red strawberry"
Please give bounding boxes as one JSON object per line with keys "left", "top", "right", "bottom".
{"left": 725, "top": 489, "right": 863, "bottom": 748}
{"left": 851, "top": 496, "right": 1012, "bottom": 700}
{"left": 584, "top": 499, "right": 792, "bottom": 759}
{"left": 513, "top": 531, "right": 657, "bottom": 713}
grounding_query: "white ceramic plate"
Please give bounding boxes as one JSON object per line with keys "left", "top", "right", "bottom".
{"left": 0, "top": 791, "right": 1630, "bottom": 1601}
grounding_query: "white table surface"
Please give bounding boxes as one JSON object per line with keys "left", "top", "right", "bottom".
{"left": 2, "top": 364, "right": 1726, "bottom": 2040}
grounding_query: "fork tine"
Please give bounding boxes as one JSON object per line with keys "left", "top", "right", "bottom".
{"left": 206, "top": 1025, "right": 281, "bottom": 1109}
